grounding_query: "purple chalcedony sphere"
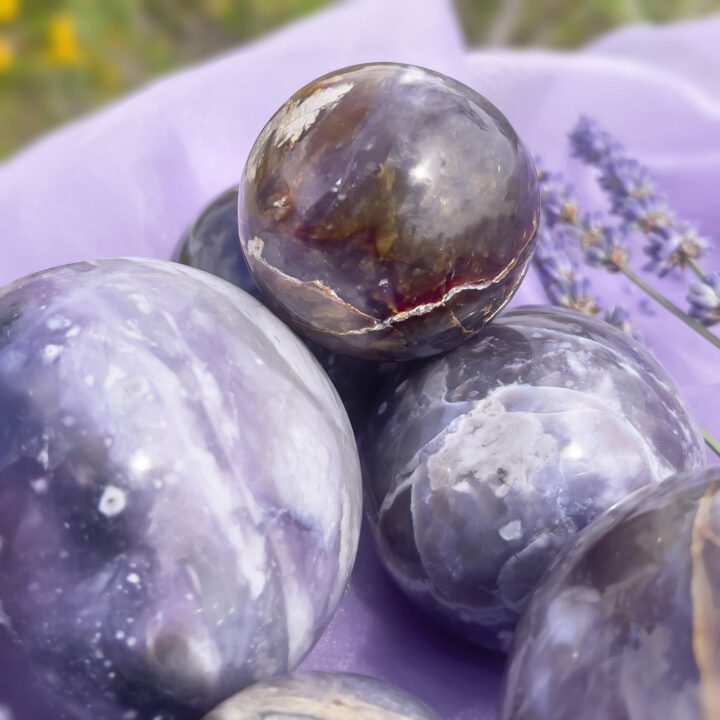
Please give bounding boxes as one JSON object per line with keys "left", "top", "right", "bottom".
{"left": 503, "top": 467, "right": 720, "bottom": 720}
{"left": 239, "top": 62, "right": 540, "bottom": 360}
{"left": 203, "top": 672, "right": 441, "bottom": 720}
{"left": 0, "top": 259, "right": 362, "bottom": 720}
{"left": 364, "top": 306, "right": 705, "bottom": 650}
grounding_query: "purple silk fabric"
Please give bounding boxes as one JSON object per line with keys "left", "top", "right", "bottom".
{"left": 0, "top": 1, "right": 719, "bottom": 718}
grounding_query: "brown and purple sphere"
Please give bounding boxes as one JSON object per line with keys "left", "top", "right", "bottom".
{"left": 239, "top": 63, "right": 540, "bottom": 360}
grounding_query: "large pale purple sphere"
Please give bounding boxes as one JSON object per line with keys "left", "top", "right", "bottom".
{"left": 239, "top": 62, "right": 540, "bottom": 360}
{"left": 364, "top": 306, "right": 705, "bottom": 650}
{"left": 503, "top": 467, "right": 720, "bottom": 720}
{"left": 0, "top": 259, "right": 362, "bottom": 720}
{"left": 203, "top": 672, "right": 441, "bottom": 720}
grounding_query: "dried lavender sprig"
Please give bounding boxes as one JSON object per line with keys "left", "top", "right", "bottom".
{"left": 534, "top": 168, "right": 603, "bottom": 317}
{"left": 570, "top": 117, "right": 710, "bottom": 280}
{"left": 536, "top": 166, "right": 633, "bottom": 315}
{"left": 534, "top": 226, "right": 598, "bottom": 314}
{"left": 534, "top": 165, "right": 649, "bottom": 334}
{"left": 561, "top": 211, "right": 720, "bottom": 349}
{"left": 616, "top": 264, "right": 720, "bottom": 350}
{"left": 538, "top": 167, "right": 720, "bottom": 353}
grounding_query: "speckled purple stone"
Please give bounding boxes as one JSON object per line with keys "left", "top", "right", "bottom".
{"left": 0, "top": 259, "right": 362, "bottom": 720}
{"left": 364, "top": 306, "right": 705, "bottom": 650}
{"left": 503, "top": 467, "right": 720, "bottom": 720}
{"left": 203, "top": 672, "right": 441, "bottom": 720}
{"left": 239, "top": 62, "right": 540, "bottom": 361}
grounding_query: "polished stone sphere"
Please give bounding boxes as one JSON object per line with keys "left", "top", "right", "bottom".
{"left": 0, "top": 259, "right": 362, "bottom": 720}
{"left": 239, "top": 62, "right": 540, "bottom": 360}
{"left": 174, "top": 187, "right": 399, "bottom": 431}
{"left": 503, "top": 467, "right": 720, "bottom": 720}
{"left": 174, "top": 186, "right": 263, "bottom": 302}
{"left": 363, "top": 306, "right": 705, "bottom": 650}
{"left": 203, "top": 672, "right": 441, "bottom": 720}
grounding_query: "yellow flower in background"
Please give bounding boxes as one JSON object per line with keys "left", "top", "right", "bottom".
{"left": 48, "top": 13, "right": 84, "bottom": 65}
{"left": 0, "top": 35, "right": 13, "bottom": 71}
{"left": 0, "top": 0, "right": 18, "bottom": 24}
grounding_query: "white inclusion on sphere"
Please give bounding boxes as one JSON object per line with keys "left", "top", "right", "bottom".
{"left": 499, "top": 520, "right": 523, "bottom": 542}
{"left": 30, "top": 478, "right": 49, "bottom": 494}
{"left": 409, "top": 158, "right": 433, "bottom": 185}
{"left": 422, "top": 390, "right": 557, "bottom": 495}
{"left": 46, "top": 316, "right": 71, "bottom": 330}
{"left": 399, "top": 66, "right": 429, "bottom": 85}
{"left": 545, "top": 586, "right": 602, "bottom": 646}
{"left": 184, "top": 563, "right": 203, "bottom": 597}
{"left": 274, "top": 82, "right": 354, "bottom": 148}
{"left": 129, "top": 450, "right": 152, "bottom": 475}
{"left": 126, "top": 572, "right": 140, "bottom": 585}
{"left": 563, "top": 442, "right": 584, "bottom": 461}
{"left": 98, "top": 485, "right": 127, "bottom": 517}
{"left": 404, "top": 378, "right": 676, "bottom": 582}
{"left": 0, "top": 600, "right": 13, "bottom": 631}
{"left": 41, "top": 344, "right": 63, "bottom": 364}
{"left": 129, "top": 294, "right": 153, "bottom": 315}
{"left": 37, "top": 436, "right": 49, "bottom": 469}
{"left": 104, "top": 365, "right": 126, "bottom": 391}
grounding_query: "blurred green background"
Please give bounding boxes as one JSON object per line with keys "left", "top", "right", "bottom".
{"left": 0, "top": 0, "right": 718, "bottom": 158}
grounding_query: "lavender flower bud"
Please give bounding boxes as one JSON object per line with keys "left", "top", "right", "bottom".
{"left": 536, "top": 163, "right": 577, "bottom": 228}
{"left": 582, "top": 223, "right": 627, "bottom": 271}
{"left": 644, "top": 223, "right": 708, "bottom": 277}
{"left": 688, "top": 273, "right": 720, "bottom": 326}
{"left": 545, "top": 275, "right": 599, "bottom": 316}
{"left": 621, "top": 195, "right": 675, "bottom": 233}
{"left": 569, "top": 116, "right": 622, "bottom": 163}
{"left": 598, "top": 157, "right": 655, "bottom": 212}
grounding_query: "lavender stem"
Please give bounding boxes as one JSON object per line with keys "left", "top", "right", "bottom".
{"left": 687, "top": 257, "right": 707, "bottom": 281}
{"left": 702, "top": 426, "right": 720, "bottom": 459}
{"left": 618, "top": 264, "right": 720, "bottom": 351}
